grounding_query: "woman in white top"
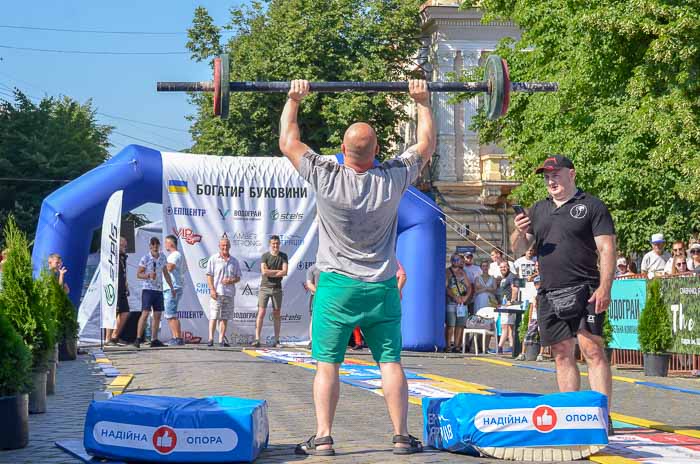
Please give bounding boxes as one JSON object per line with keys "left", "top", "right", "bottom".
{"left": 473, "top": 260, "right": 498, "bottom": 311}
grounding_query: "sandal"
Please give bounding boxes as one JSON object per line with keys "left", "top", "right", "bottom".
{"left": 392, "top": 434, "right": 423, "bottom": 455}
{"left": 295, "top": 435, "right": 335, "bottom": 456}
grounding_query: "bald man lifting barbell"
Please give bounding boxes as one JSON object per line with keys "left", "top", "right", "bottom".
{"left": 278, "top": 78, "right": 434, "bottom": 456}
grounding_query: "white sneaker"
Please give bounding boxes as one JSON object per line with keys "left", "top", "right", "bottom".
{"left": 536, "top": 355, "right": 545, "bottom": 362}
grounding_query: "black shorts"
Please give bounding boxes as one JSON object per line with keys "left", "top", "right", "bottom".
{"left": 141, "top": 289, "right": 164, "bottom": 312}
{"left": 538, "top": 285, "right": 603, "bottom": 346}
{"left": 117, "top": 294, "right": 130, "bottom": 314}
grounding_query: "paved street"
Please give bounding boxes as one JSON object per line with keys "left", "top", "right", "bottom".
{"left": 5, "top": 346, "right": 700, "bottom": 463}
{"left": 2, "top": 354, "right": 105, "bottom": 464}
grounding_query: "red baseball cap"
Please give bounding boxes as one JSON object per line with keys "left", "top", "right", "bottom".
{"left": 535, "top": 154, "right": 575, "bottom": 174}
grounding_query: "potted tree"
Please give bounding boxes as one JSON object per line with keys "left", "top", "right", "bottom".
{"left": 0, "top": 310, "right": 32, "bottom": 450}
{"left": 638, "top": 279, "right": 673, "bottom": 376}
{"left": 0, "top": 217, "right": 56, "bottom": 413}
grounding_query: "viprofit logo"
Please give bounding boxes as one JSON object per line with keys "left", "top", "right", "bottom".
{"left": 104, "top": 284, "right": 115, "bottom": 306}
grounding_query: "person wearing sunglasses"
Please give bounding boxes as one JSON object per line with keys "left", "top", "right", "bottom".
{"left": 663, "top": 240, "right": 693, "bottom": 274}
{"left": 689, "top": 243, "right": 700, "bottom": 272}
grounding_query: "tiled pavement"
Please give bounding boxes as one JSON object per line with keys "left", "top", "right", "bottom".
{"left": 4, "top": 346, "right": 700, "bottom": 463}
{"left": 1, "top": 354, "right": 105, "bottom": 464}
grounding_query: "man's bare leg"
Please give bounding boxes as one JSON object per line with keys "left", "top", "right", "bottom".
{"left": 255, "top": 307, "right": 266, "bottom": 341}
{"left": 313, "top": 362, "right": 340, "bottom": 450}
{"left": 578, "top": 330, "right": 612, "bottom": 410}
{"left": 379, "top": 362, "right": 410, "bottom": 449}
{"left": 218, "top": 320, "right": 228, "bottom": 343}
{"left": 168, "top": 319, "right": 181, "bottom": 339}
{"left": 136, "top": 310, "right": 150, "bottom": 340}
{"left": 208, "top": 318, "right": 216, "bottom": 342}
{"left": 551, "top": 338, "right": 581, "bottom": 392}
{"left": 273, "top": 308, "right": 281, "bottom": 342}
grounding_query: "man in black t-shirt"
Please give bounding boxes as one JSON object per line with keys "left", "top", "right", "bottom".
{"left": 511, "top": 155, "right": 616, "bottom": 433}
{"left": 254, "top": 235, "right": 288, "bottom": 347}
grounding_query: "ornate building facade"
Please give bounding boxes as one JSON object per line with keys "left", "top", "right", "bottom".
{"left": 404, "top": 2, "right": 522, "bottom": 262}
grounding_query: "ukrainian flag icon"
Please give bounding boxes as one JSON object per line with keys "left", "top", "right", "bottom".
{"left": 168, "top": 180, "right": 188, "bottom": 194}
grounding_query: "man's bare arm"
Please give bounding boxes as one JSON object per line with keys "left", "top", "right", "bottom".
{"left": 589, "top": 234, "right": 617, "bottom": 314}
{"left": 279, "top": 80, "right": 311, "bottom": 170}
{"left": 407, "top": 80, "right": 435, "bottom": 166}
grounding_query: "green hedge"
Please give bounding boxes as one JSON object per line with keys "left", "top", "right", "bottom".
{"left": 0, "top": 309, "right": 32, "bottom": 396}
{"left": 638, "top": 279, "right": 673, "bottom": 354}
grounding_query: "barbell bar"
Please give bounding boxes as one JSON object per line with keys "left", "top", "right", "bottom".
{"left": 157, "top": 54, "right": 558, "bottom": 120}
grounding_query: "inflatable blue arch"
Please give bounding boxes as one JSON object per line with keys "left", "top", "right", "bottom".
{"left": 32, "top": 145, "right": 446, "bottom": 350}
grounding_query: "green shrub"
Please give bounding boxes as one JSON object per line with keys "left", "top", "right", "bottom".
{"left": 518, "top": 305, "right": 531, "bottom": 343}
{"left": 638, "top": 279, "right": 673, "bottom": 354}
{"left": 0, "top": 309, "right": 32, "bottom": 396}
{"left": 39, "top": 270, "right": 78, "bottom": 341}
{"left": 0, "top": 216, "right": 56, "bottom": 369}
{"left": 602, "top": 311, "right": 613, "bottom": 347}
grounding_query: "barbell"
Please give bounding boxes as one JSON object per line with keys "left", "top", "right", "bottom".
{"left": 156, "top": 54, "right": 558, "bottom": 120}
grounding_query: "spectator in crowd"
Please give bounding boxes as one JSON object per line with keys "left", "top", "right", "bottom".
{"left": 105, "top": 237, "right": 130, "bottom": 346}
{"left": 496, "top": 262, "right": 518, "bottom": 354}
{"left": 0, "top": 248, "right": 8, "bottom": 290}
{"left": 690, "top": 243, "right": 700, "bottom": 272}
{"left": 445, "top": 253, "right": 472, "bottom": 353}
{"left": 135, "top": 237, "right": 176, "bottom": 348}
{"left": 640, "top": 233, "right": 670, "bottom": 277}
{"left": 305, "top": 264, "right": 321, "bottom": 349}
{"left": 462, "top": 251, "right": 482, "bottom": 284}
{"left": 669, "top": 255, "right": 692, "bottom": 275}
{"left": 163, "top": 235, "right": 185, "bottom": 346}
{"left": 488, "top": 247, "right": 515, "bottom": 279}
{"left": 47, "top": 253, "right": 70, "bottom": 293}
{"left": 513, "top": 246, "right": 537, "bottom": 279}
{"left": 206, "top": 235, "right": 242, "bottom": 347}
{"left": 628, "top": 260, "right": 638, "bottom": 274}
{"left": 516, "top": 276, "right": 544, "bottom": 362}
{"left": 462, "top": 251, "right": 482, "bottom": 314}
{"left": 615, "top": 257, "right": 634, "bottom": 277}
{"left": 254, "top": 235, "right": 288, "bottom": 348}
{"left": 474, "top": 260, "right": 498, "bottom": 311}
{"left": 664, "top": 240, "right": 694, "bottom": 274}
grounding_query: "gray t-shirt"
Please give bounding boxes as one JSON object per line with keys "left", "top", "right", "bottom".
{"left": 297, "top": 148, "right": 423, "bottom": 282}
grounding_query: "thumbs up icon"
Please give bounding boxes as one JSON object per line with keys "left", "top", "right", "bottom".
{"left": 157, "top": 431, "right": 172, "bottom": 448}
{"left": 537, "top": 409, "right": 553, "bottom": 427}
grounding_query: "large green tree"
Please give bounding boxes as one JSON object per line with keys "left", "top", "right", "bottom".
{"left": 186, "top": 0, "right": 424, "bottom": 157}
{"left": 468, "top": 1, "right": 700, "bottom": 253}
{"left": 0, "top": 91, "right": 112, "bottom": 238}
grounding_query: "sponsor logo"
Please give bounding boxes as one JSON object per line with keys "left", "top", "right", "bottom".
{"left": 103, "top": 222, "right": 118, "bottom": 307}
{"left": 195, "top": 283, "right": 210, "bottom": 295}
{"left": 198, "top": 257, "right": 210, "bottom": 269}
{"left": 475, "top": 406, "right": 604, "bottom": 433}
{"left": 268, "top": 312, "right": 303, "bottom": 322}
{"left": 243, "top": 260, "right": 258, "bottom": 273}
{"left": 270, "top": 209, "right": 304, "bottom": 222}
{"left": 93, "top": 421, "right": 238, "bottom": 453}
{"left": 230, "top": 232, "right": 262, "bottom": 248}
{"left": 166, "top": 206, "right": 206, "bottom": 217}
{"left": 532, "top": 406, "right": 557, "bottom": 433}
{"left": 587, "top": 314, "right": 596, "bottom": 323}
{"left": 105, "top": 284, "right": 115, "bottom": 306}
{"left": 168, "top": 180, "right": 188, "bottom": 194}
{"left": 241, "top": 283, "right": 259, "bottom": 296}
{"left": 172, "top": 227, "right": 202, "bottom": 245}
{"left": 153, "top": 426, "right": 177, "bottom": 454}
{"left": 297, "top": 261, "right": 315, "bottom": 270}
{"left": 219, "top": 208, "right": 262, "bottom": 221}
{"left": 275, "top": 234, "right": 304, "bottom": 246}
{"left": 570, "top": 204, "right": 588, "bottom": 219}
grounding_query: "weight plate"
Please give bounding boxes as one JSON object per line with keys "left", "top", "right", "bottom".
{"left": 484, "top": 54, "right": 504, "bottom": 120}
{"left": 500, "top": 58, "right": 511, "bottom": 118}
{"left": 213, "top": 57, "right": 221, "bottom": 116}
{"left": 220, "top": 54, "right": 230, "bottom": 119}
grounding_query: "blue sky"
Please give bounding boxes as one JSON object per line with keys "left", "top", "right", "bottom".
{"left": 0, "top": 1, "right": 246, "bottom": 155}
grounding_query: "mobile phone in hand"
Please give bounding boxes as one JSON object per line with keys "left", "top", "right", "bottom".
{"left": 512, "top": 204, "right": 526, "bottom": 216}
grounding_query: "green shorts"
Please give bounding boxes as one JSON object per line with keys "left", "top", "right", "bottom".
{"left": 312, "top": 272, "right": 402, "bottom": 364}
